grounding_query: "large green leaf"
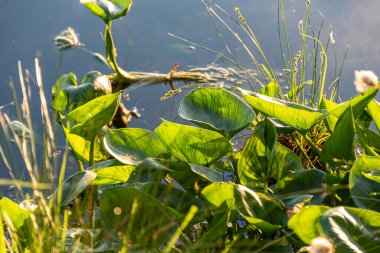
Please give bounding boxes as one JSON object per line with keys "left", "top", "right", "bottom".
{"left": 319, "top": 207, "right": 380, "bottom": 253}
{"left": 325, "top": 88, "right": 378, "bottom": 132}
{"left": 99, "top": 186, "right": 182, "bottom": 247}
{"left": 271, "top": 143, "right": 303, "bottom": 180}
{"left": 89, "top": 159, "right": 134, "bottom": 185}
{"left": 240, "top": 89, "right": 326, "bottom": 134}
{"left": 202, "top": 182, "right": 287, "bottom": 232}
{"left": 273, "top": 169, "right": 326, "bottom": 204}
{"left": 81, "top": 0, "right": 133, "bottom": 23}
{"left": 0, "top": 198, "right": 33, "bottom": 246}
{"left": 58, "top": 170, "right": 97, "bottom": 206}
{"left": 64, "top": 92, "right": 121, "bottom": 141}
{"left": 368, "top": 100, "right": 380, "bottom": 132}
{"left": 259, "top": 80, "right": 278, "bottom": 98}
{"left": 349, "top": 156, "right": 380, "bottom": 212}
{"left": 103, "top": 128, "right": 168, "bottom": 165}
{"left": 63, "top": 126, "right": 108, "bottom": 164}
{"left": 179, "top": 88, "right": 255, "bottom": 138}
{"left": 320, "top": 106, "right": 356, "bottom": 166}
{"left": 155, "top": 120, "right": 233, "bottom": 165}
{"left": 357, "top": 127, "right": 380, "bottom": 156}
{"left": 52, "top": 72, "right": 112, "bottom": 114}
{"left": 288, "top": 205, "right": 330, "bottom": 244}
{"left": 237, "top": 118, "right": 276, "bottom": 187}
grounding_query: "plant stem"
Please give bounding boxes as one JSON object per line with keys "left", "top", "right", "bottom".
{"left": 89, "top": 136, "right": 96, "bottom": 166}
{"left": 290, "top": 133, "right": 314, "bottom": 167}
{"left": 303, "top": 133, "right": 321, "bottom": 157}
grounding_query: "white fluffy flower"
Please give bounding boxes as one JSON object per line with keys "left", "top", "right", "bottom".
{"left": 354, "top": 70, "right": 379, "bottom": 92}
{"left": 309, "top": 237, "right": 334, "bottom": 253}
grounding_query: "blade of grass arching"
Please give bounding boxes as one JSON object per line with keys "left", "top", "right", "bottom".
{"left": 0, "top": 179, "right": 51, "bottom": 189}
{"left": 310, "top": 20, "right": 324, "bottom": 106}
{"left": 331, "top": 45, "right": 349, "bottom": 101}
{"left": 299, "top": 0, "right": 311, "bottom": 87}
{"left": 18, "top": 61, "right": 39, "bottom": 180}
{"left": 35, "top": 58, "right": 56, "bottom": 181}
{"left": 210, "top": 3, "right": 269, "bottom": 82}
{"left": 162, "top": 205, "right": 198, "bottom": 253}
{"left": 168, "top": 33, "right": 262, "bottom": 88}
{"left": 277, "top": 1, "right": 292, "bottom": 88}
{"left": 279, "top": 0, "right": 293, "bottom": 71}
{"left": 8, "top": 77, "right": 22, "bottom": 122}
{"left": 201, "top": 0, "right": 260, "bottom": 90}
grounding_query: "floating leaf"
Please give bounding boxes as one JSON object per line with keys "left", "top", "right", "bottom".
{"left": 237, "top": 118, "right": 276, "bottom": 187}
{"left": 64, "top": 92, "right": 120, "bottom": 141}
{"left": 89, "top": 159, "right": 134, "bottom": 185}
{"left": 240, "top": 89, "right": 326, "bottom": 134}
{"left": 103, "top": 128, "right": 167, "bottom": 165}
{"left": 321, "top": 106, "right": 356, "bottom": 166}
{"left": 81, "top": 0, "right": 133, "bottom": 23}
{"left": 58, "top": 170, "right": 97, "bottom": 206}
{"left": 324, "top": 88, "right": 378, "bottom": 132}
{"left": 155, "top": 120, "right": 232, "bottom": 165}
{"left": 349, "top": 156, "right": 380, "bottom": 212}
{"left": 179, "top": 88, "right": 255, "bottom": 138}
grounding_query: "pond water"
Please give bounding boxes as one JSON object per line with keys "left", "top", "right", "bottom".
{"left": 1, "top": 0, "right": 380, "bottom": 178}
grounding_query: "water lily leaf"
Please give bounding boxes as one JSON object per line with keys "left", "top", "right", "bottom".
{"left": 202, "top": 182, "right": 287, "bottom": 232}
{"left": 273, "top": 169, "right": 326, "bottom": 204}
{"left": 59, "top": 170, "right": 97, "bottom": 206}
{"left": 179, "top": 88, "right": 255, "bottom": 138}
{"left": 240, "top": 89, "right": 326, "bottom": 134}
{"left": 325, "top": 88, "right": 378, "bottom": 132}
{"left": 52, "top": 73, "right": 112, "bottom": 115}
{"left": 321, "top": 106, "right": 356, "bottom": 166}
{"left": 349, "top": 156, "right": 380, "bottom": 212}
{"left": 368, "top": 100, "right": 380, "bottom": 132}
{"left": 288, "top": 205, "right": 330, "bottom": 244}
{"left": 89, "top": 159, "right": 134, "bottom": 185}
{"left": 319, "top": 207, "right": 380, "bottom": 253}
{"left": 155, "top": 120, "right": 233, "bottom": 165}
{"left": 237, "top": 118, "right": 276, "bottom": 187}
{"left": 64, "top": 92, "right": 121, "bottom": 141}
{"left": 99, "top": 186, "right": 182, "bottom": 247}
{"left": 63, "top": 126, "right": 108, "bottom": 164}
{"left": 81, "top": 0, "right": 133, "bottom": 23}
{"left": 103, "top": 128, "right": 167, "bottom": 165}
{"left": 0, "top": 198, "right": 33, "bottom": 245}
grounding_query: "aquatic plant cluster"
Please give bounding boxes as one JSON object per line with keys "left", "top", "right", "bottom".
{"left": 1, "top": 0, "right": 380, "bottom": 252}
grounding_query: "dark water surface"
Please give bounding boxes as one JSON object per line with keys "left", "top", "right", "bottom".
{"left": 0, "top": 0, "right": 380, "bottom": 178}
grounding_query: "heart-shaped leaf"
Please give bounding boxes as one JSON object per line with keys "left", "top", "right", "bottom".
{"left": 237, "top": 118, "right": 276, "bottom": 187}
{"left": 64, "top": 92, "right": 121, "bottom": 141}
{"left": 240, "top": 89, "right": 326, "bottom": 134}
{"left": 155, "top": 120, "right": 233, "bottom": 165}
{"left": 81, "top": 0, "right": 133, "bottom": 23}
{"left": 103, "top": 128, "right": 168, "bottom": 165}
{"left": 349, "top": 156, "right": 380, "bottom": 212}
{"left": 89, "top": 159, "right": 134, "bottom": 185}
{"left": 179, "top": 88, "right": 255, "bottom": 138}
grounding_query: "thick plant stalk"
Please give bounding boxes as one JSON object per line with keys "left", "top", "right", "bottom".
{"left": 109, "top": 70, "right": 213, "bottom": 91}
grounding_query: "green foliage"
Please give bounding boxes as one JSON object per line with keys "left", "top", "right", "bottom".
{"left": 179, "top": 87, "right": 255, "bottom": 138}
{"left": 81, "top": 0, "right": 133, "bottom": 24}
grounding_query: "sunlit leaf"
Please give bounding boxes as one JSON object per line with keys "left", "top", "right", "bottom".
{"left": 259, "top": 80, "right": 278, "bottom": 98}
{"left": 58, "top": 170, "right": 97, "bottom": 206}
{"left": 240, "top": 89, "right": 326, "bottom": 134}
{"left": 155, "top": 120, "right": 232, "bottom": 165}
{"left": 349, "top": 156, "right": 380, "bottom": 212}
{"left": 64, "top": 92, "right": 121, "bottom": 141}
{"left": 237, "top": 118, "right": 276, "bottom": 187}
{"left": 89, "top": 159, "right": 134, "bottom": 185}
{"left": 81, "top": 0, "right": 133, "bottom": 23}
{"left": 179, "top": 88, "right": 255, "bottom": 138}
{"left": 356, "top": 126, "right": 380, "bottom": 156}
{"left": 368, "top": 100, "right": 380, "bottom": 132}
{"left": 321, "top": 106, "right": 356, "bottom": 166}
{"left": 103, "top": 128, "right": 168, "bottom": 165}
{"left": 324, "top": 88, "right": 378, "bottom": 132}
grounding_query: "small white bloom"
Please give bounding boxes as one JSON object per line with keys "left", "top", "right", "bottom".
{"left": 354, "top": 70, "right": 379, "bottom": 92}
{"left": 309, "top": 237, "right": 334, "bottom": 253}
